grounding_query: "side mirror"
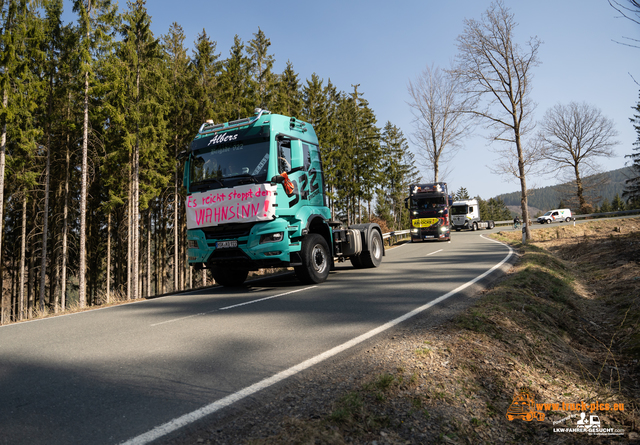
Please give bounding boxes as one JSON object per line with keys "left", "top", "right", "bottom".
{"left": 176, "top": 150, "right": 188, "bottom": 160}
{"left": 404, "top": 197, "right": 409, "bottom": 209}
{"left": 270, "top": 175, "right": 285, "bottom": 185}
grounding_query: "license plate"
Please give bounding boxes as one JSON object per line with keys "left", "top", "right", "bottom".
{"left": 216, "top": 240, "right": 237, "bottom": 249}
{"left": 424, "top": 236, "right": 434, "bottom": 239}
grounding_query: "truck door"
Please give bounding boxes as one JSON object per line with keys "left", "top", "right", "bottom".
{"left": 304, "top": 143, "right": 324, "bottom": 207}
{"left": 278, "top": 138, "right": 307, "bottom": 214}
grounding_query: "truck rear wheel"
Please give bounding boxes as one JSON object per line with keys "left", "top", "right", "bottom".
{"left": 211, "top": 267, "right": 248, "bottom": 287}
{"left": 295, "top": 233, "right": 330, "bottom": 284}
{"left": 358, "top": 230, "right": 383, "bottom": 268}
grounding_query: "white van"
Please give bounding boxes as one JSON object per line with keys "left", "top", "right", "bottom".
{"left": 537, "top": 208, "right": 573, "bottom": 224}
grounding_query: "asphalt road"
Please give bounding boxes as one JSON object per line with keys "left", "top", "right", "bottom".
{"left": 0, "top": 229, "right": 512, "bottom": 445}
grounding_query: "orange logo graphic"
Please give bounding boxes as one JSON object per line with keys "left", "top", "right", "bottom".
{"left": 506, "top": 389, "right": 546, "bottom": 422}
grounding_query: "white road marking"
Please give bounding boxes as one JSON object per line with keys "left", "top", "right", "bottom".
{"left": 121, "top": 236, "right": 513, "bottom": 445}
{"left": 426, "top": 249, "right": 443, "bottom": 256}
{"left": 218, "top": 287, "right": 317, "bottom": 311}
{"left": 150, "top": 286, "right": 317, "bottom": 327}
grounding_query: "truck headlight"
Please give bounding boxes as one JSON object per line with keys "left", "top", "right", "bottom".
{"left": 260, "top": 232, "right": 284, "bottom": 244}
{"left": 188, "top": 240, "right": 198, "bottom": 249}
{"left": 411, "top": 228, "right": 418, "bottom": 234}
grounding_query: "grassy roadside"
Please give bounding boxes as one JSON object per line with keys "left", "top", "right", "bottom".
{"left": 244, "top": 219, "right": 640, "bottom": 444}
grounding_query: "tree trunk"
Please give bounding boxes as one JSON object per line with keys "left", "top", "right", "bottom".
{"left": 174, "top": 163, "right": 179, "bottom": 292}
{"left": 39, "top": 132, "right": 52, "bottom": 313}
{"left": 127, "top": 171, "right": 132, "bottom": 300}
{"left": 574, "top": 165, "right": 586, "bottom": 212}
{"left": 28, "top": 199, "right": 35, "bottom": 317}
{"left": 107, "top": 212, "right": 111, "bottom": 303}
{"left": 161, "top": 197, "right": 167, "bottom": 294}
{"left": 19, "top": 193, "right": 27, "bottom": 321}
{"left": 61, "top": 122, "right": 70, "bottom": 312}
{"left": 79, "top": 69, "right": 89, "bottom": 308}
{"left": 0, "top": 89, "right": 7, "bottom": 324}
{"left": 147, "top": 210, "right": 151, "bottom": 297}
{"left": 515, "top": 132, "right": 531, "bottom": 241}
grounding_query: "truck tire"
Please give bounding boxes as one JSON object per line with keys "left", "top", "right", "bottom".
{"left": 350, "top": 255, "right": 363, "bottom": 269}
{"left": 211, "top": 267, "right": 248, "bottom": 287}
{"left": 358, "top": 230, "right": 383, "bottom": 268}
{"left": 472, "top": 222, "right": 478, "bottom": 231}
{"left": 295, "top": 233, "right": 330, "bottom": 284}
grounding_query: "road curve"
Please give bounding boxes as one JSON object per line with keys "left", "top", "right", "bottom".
{"left": 0, "top": 230, "right": 512, "bottom": 445}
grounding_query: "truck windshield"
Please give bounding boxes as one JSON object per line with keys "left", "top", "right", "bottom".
{"left": 411, "top": 197, "right": 446, "bottom": 210}
{"left": 450, "top": 205, "right": 468, "bottom": 215}
{"left": 190, "top": 139, "right": 270, "bottom": 189}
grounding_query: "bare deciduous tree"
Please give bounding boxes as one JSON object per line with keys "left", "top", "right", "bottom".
{"left": 451, "top": 0, "right": 541, "bottom": 240}
{"left": 407, "top": 64, "right": 471, "bottom": 182}
{"left": 609, "top": 0, "right": 640, "bottom": 48}
{"left": 538, "top": 101, "right": 619, "bottom": 212}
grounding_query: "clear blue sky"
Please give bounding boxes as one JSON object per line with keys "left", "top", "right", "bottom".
{"left": 62, "top": 0, "right": 640, "bottom": 200}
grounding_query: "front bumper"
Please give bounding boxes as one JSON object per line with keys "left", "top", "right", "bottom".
{"left": 187, "top": 218, "right": 301, "bottom": 269}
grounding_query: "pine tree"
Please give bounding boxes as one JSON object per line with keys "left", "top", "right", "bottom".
{"left": 273, "top": 60, "right": 301, "bottom": 117}
{"left": 611, "top": 193, "right": 626, "bottom": 211}
{"left": 115, "top": 0, "right": 169, "bottom": 300}
{"left": 378, "top": 122, "right": 420, "bottom": 230}
{"left": 1, "top": 0, "right": 38, "bottom": 322}
{"left": 247, "top": 27, "right": 274, "bottom": 110}
{"left": 454, "top": 187, "right": 470, "bottom": 200}
{"left": 301, "top": 73, "right": 327, "bottom": 132}
{"left": 163, "top": 22, "right": 192, "bottom": 292}
{"left": 219, "top": 35, "right": 254, "bottom": 121}
{"left": 190, "top": 28, "right": 220, "bottom": 125}
{"left": 73, "top": 0, "right": 117, "bottom": 308}
{"left": 475, "top": 196, "right": 489, "bottom": 221}
{"left": 37, "top": 0, "right": 67, "bottom": 313}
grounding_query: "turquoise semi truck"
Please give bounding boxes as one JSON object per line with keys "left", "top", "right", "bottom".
{"left": 180, "top": 109, "right": 384, "bottom": 286}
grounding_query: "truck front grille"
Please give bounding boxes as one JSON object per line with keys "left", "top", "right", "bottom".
{"left": 202, "top": 222, "right": 256, "bottom": 239}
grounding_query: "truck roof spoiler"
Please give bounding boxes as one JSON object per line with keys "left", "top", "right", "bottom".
{"left": 198, "top": 108, "right": 271, "bottom": 136}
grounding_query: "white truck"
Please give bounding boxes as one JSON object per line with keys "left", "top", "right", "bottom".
{"left": 537, "top": 208, "right": 574, "bottom": 224}
{"left": 450, "top": 199, "right": 495, "bottom": 231}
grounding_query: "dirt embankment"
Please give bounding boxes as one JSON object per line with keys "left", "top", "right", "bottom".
{"left": 170, "top": 218, "right": 640, "bottom": 445}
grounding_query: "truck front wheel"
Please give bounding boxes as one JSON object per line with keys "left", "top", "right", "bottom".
{"left": 295, "top": 233, "right": 330, "bottom": 284}
{"left": 211, "top": 267, "right": 248, "bottom": 287}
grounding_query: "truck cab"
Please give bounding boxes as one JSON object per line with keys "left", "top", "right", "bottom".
{"left": 450, "top": 199, "right": 495, "bottom": 231}
{"left": 182, "top": 109, "right": 383, "bottom": 286}
{"left": 405, "top": 183, "right": 452, "bottom": 241}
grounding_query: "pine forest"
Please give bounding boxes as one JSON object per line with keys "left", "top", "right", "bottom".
{"left": 0, "top": 0, "right": 421, "bottom": 323}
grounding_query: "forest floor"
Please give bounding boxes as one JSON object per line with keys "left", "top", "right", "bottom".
{"left": 166, "top": 218, "right": 640, "bottom": 445}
